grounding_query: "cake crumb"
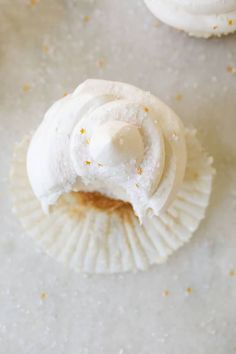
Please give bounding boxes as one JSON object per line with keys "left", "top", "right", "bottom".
{"left": 212, "top": 25, "right": 218, "bottom": 30}
{"left": 85, "top": 138, "right": 90, "bottom": 144}
{"left": 70, "top": 191, "right": 132, "bottom": 216}
{"left": 63, "top": 92, "right": 68, "bottom": 97}
{"left": 144, "top": 106, "right": 149, "bottom": 113}
{"left": 136, "top": 167, "right": 143, "bottom": 175}
{"left": 226, "top": 65, "right": 236, "bottom": 74}
{"left": 30, "top": 0, "right": 38, "bottom": 5}
{"left": 162, "top": 290, "right": 169, "bottom": 297}
{"left": 228, "top": 269, "right": 235, "bottom": 277}
{"left": 40, "top": 292, "right": 48, "bottom": 300}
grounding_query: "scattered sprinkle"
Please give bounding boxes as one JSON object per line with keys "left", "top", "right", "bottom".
{"left": 85, "top": 160, "right": 91, "bottom": 166}
{"left": 226, "top": 65, "right": 236, "bottom": 74}
{"left": 80, "top": 128, "right": 86, "bottom": 134}
{"left": 83, "top": 15, "right": 91, "bottom": 23}
{"left": 22, "top": 83, "right": 31, "bottom": 92}
{"left": 96, "top": 58, "right": 106, "bottom": 68}
{"left": 85, "top": 138, "right": 90, "bottom": 144}
{"left": 154, "top": 20, "right": 160, "bottom": 28}
{"left": 229, "top": 269, "right": 235, "bottom": 277}
{"left": 63, "top": 92, "right": 68, "bottom": 97}
{"left": 162, "top": 290, "right": 169, "bottom": 297}
{"left": 30, "top": 0, "right": 38, "bottom": 5}
{"left": 175, "top": 94, "right": 183, "bottom": 102}
{"left": 144, "top": 106, "right": 149, "bottom": 113}
{"left": 42, "top": 45, "right": 49, "bottom": 53}
{"left": 228, "top": 19, "right": 235, "bottom": 26}
{"left": 136, "top": 166, "right": 143, "bottom": 175}
{"left": 40, "top": 292, "right": 48, "bottom": 300}
{"left": 186, "top": 287, "right": 193, "bottom": 295}
{"left": 170, "top": 132, "right": 179, "bottom": 141}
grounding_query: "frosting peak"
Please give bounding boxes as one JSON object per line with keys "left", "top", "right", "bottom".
{"left": 89, "top": 121, "right": 144, "bottom": 166}
{"left": 27, "top": 79, "right": 187, "bottom": 221}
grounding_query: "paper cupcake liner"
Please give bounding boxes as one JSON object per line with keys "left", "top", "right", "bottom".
{"left": 10, "top": 130, "right": 214, "bottom": 273}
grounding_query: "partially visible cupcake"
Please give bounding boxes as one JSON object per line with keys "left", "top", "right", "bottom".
{"left": 144, "top": 0, "right": 236, "bottom": 38}
{"left": 10, "top": 79, "right": 214, "bottom": 273}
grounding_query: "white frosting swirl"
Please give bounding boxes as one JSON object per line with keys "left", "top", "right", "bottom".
{"left": 27, "top": 80, "right": 186, "bottom": 220}
{"left": 144, "top": 0, "right": 236, "bottom": 37}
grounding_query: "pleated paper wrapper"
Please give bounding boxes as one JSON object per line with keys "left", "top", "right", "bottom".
{"left": 10, "top": 130, "right": 214, "bottom": 274}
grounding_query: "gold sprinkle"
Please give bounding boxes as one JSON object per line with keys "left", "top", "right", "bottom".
{"left": 186, "top": 287, "right": 193, "bottom": 294}
{"left": 80, "top": 128, "right": 86, "bottom": 135}
{"left": 96, "top": 58, "right": 106, "bottom": 68}
{"left": 144, "top": 106, "right": 149, "bottom": 113}
{"left": 85, "top": 138, "right": 90, "bottom": 144}
{"left": 162, "top": 290, "right": 169, "bottom": 297}
{"left": 228, "top": 19, "right": 235, "bottom": 26}
{"left": 229, "top": 269, "right": 235, "bottom": 277}
{"left": 30, "top": 0, "right": 38, "bottom": 5}
{"left": 136, "top": 166, "right": 143, "bottom": 175}
{"left": 63, "top": 92, "right": 68, "bottom": 97}
{"left": 22, "top": 83, "right": 31, "bottom": 92}
{"left": 83, "top": 15, "right": 91, "bottom": 23}
{"left": 213, "top": 25, "right": 218, "bottom": 30}
{"left": 40, "top": 292, "right": 48, "bottom": 300}
{"left": 175, "top": 94, "right": 183, "bottom": 102}
{"left": 85, "top": 160, "right": 91, "bottom": 166}
{"left": 42, "top": 45, "right": 49, "bottom": 53}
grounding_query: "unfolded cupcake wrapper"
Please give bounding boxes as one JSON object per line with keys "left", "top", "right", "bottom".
{"left": 10, "top": 130, "right": 214, "bottom": 274}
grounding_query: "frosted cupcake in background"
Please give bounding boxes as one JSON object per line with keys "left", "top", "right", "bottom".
{"left": 144, "top": 0, "right": 236, "bottom": 38}
{"left": 10, "top": 79, "right": 214, "bottom": 274}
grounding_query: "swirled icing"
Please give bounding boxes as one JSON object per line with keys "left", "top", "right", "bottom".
{"left": 27, "top": 80, "right": 186, "bottom": 221}
{"left": 144, "top": 0, "right": 236, "bottom": 37}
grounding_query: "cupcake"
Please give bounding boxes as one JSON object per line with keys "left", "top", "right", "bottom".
{"left": 10, "top": 79, "right": 214, "bottom": 273}
{"left": 144, "top": 0, "right": 236, "bottom": 38}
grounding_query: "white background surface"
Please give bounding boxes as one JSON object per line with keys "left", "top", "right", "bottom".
{"left": 0, "top": 1, "right": 236, "bottom": 353}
